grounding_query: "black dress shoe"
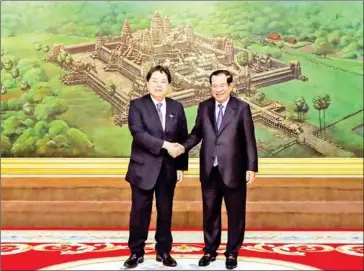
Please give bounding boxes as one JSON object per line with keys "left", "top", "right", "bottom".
{"left": 225, "top": 255, "right": 237, "bottom": 269}
{"left": 198, "top": 253, "right": 216, "bottom": 266}
{"left": 156, "top": 252, "right": 177, "bottom": 267}
{"left": 123, "top": 254, "right": 144, "bottom": 268}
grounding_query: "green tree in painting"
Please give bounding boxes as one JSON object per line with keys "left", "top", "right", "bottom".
{"left": 22, "top": 119, "right": 35, "bottom": 128}
{"left": 301, "top": 102, "right": 309, "bottom": 121}
{"left": 313, "top": 95, "right": 331, "bottom": 134}
{"left": 20, "top": 80, "right": 30, "bottom": 91}
{"left": 28, "top": 82, "right": 54, "bottom": 103}
{"left": 1, "top": 85, "right": 8, "bottom": 95}
{"left": 34, "top": 43, "right": 42, "bottom": 52}
{"left": 36, "top": 127, "right": 94, "bottom": 157}
{"left": 65, "top": 54, "right": 73, "bottom": 65}
{"left": 48, "top": 120, "right": 69, "bottom": 138}
{"left": 313, "top": 38, "right": 334, "bottom": 58}
{"left": 2, "top": 115, "right": 27, "bottom": 141}
{"left": 42, "top": 45, "right": 50, "bottom": 53}
{"left": 237, "top": 51, "right": 249, "bottom": 67}
{"left": 3, "top": 59, "right": 13, "bottom": 71}
{"left": 42, "top": 45, "right": 51, "bottom": 61}
{"left": 321, "top": 94, "right": 331, "bottom": 134}
{"left": 11, "top": 67, "right": 19, "bottom": 79}
{"left": 34, "top": 97, "right": 68, "bottom": 121}
{"left": 313, "top": 96, "right": 323, "bottom": 132}
{"left": 11, "top": 128, "right": 38, "bottom": 157}
{"left": 9, "top": 99, "right": 22, "bottom": 111}
{"left": 294, "top": 97, "right": 310, "bottom": 122}
{"left": 1, "top": 134, "right": 12, "bottom": 156}
{"left": 57, "top": 51, "right": 73, "bottom": 76}
{"left": 255, "top": 91, "right": 265, "bottom": 105}
{"left": 106, "top": 82, "right": 116, "bottom": 95}
{"left": 22, "top": 102, "right": 33, "bottom": 115}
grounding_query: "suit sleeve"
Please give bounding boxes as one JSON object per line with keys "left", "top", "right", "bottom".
{"left": 128, "top": 100, "right": 164, "bottom": 155}
{"left": 176, "top": 103, "right": 189, "bottom": 171}
{"left": 242, "top": 104, "right": 258, "bottom": 172}
{"left": 183, "top": 103, "right": 203, "bottom": 152}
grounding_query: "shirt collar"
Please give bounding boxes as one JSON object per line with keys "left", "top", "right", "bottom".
{"left": 216, "top": 96, "right": 230, "bottom": 108}
{"left": 150, "top": 95, "right": 166, "bottom": 107}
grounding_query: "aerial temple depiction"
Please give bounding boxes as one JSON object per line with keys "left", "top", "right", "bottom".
{"left": 47, "top": 10, "right": 307, "bottom": 135}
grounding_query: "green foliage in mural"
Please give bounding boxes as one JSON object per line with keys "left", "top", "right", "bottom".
{"left": 1, "top": 1, "right": 363, "bottom": 158}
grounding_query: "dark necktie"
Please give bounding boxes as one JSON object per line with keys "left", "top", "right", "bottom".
{"left": 214, "top": 104, "right": 224, "bottom": 167}
{"left": 216, "top": 103, "right": 224, "bottom": 131}
{"left": 156, "top": 102, "right": 163, "bottom": 127}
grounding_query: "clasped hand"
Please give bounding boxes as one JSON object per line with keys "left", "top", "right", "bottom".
{"left": 163, "top": 141, "right": 185, "bottom": 158}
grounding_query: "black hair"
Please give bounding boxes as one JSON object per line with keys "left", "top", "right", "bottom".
{"left": 146, "top": 65, "right": 172, "bottom": 83}
{"left": 209, "top": 70, "right": 233, "bottom": 85}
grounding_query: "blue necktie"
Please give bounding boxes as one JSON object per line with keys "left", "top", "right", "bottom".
{"left": 214, "top": 104, "right": 224, "bottom": 167}
{"left": 156, "top": 103, "right": 163, "bottom": 127}
{"left": 216, "top": 104, "right": 224, "bottom": 131}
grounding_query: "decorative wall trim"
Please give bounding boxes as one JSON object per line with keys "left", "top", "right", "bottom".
{"left": 1, "top": 158, "right": 363, "bottom": 177}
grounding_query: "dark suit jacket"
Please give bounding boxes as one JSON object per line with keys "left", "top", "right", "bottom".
{"left": 125, "top": 94, "right": 189, "bottom": 190}
{"left": 183, "top": 96, "right": 258, "bottom": 188}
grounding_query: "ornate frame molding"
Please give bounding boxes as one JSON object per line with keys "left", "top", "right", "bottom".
{"left": 1, "top": 158, "right": 363, "bottom": 177}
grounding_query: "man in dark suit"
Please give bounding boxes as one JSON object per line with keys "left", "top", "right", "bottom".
{"left": 179, "top": 70, "right": 258, "bottom": 269}
{"left": 123, "top": 65, "right": 188, "bottom": 268}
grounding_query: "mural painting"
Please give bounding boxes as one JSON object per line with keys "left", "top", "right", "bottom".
{"left": 1, "top": 1, "right": 363, "bottom": 158}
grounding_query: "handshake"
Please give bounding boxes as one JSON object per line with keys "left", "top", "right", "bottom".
{"left": 163, "top": 141, "right": 185, "bottom": 158}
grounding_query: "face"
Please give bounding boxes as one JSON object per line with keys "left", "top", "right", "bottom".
{"left": 211, "top": 73, "right": 233, "bottom": 103}
{"left": 147, "top": 71, "right": 169, "bottom": 101}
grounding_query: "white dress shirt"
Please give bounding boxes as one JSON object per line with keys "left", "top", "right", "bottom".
{"left": 151, "top": 96, "right": 166, "bottom": 131}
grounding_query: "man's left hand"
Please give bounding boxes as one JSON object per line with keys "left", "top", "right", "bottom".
{"left": 246, "top": 170, "right": 256, "bottom": 185}
{"left": 177, "top": 170, "right": 184, "bottom": 183}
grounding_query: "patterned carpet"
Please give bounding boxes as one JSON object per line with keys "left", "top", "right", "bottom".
{"left": 1, "top": 229, "right": 363, "bottom": 270}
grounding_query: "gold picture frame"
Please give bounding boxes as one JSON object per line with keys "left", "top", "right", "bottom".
{"left": 1, "top": 158, "right": 363, "bottom": 176}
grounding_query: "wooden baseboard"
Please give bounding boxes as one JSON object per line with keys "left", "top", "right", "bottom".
{"left": 2, "top": 176, "right": 363, "bottom": 202}
{"left": 2, "top": 175, "right": 362, "bottom": 229}
{"left": 2, "top": 200, "right": 362, "bottom": 228}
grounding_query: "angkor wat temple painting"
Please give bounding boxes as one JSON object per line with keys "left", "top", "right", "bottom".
{"left": 1, "top": 1, "right": 363, "bottom": 158}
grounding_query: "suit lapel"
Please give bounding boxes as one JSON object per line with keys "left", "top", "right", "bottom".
{"left": 207, "top": 98, "right": 217, "bottom": 134}
{"left": 165, "top": 98, "right": 175, "bottom": 133}
{"left": 145, "top": 95, "right": 163, "bottom": 133}
{"left": 217, "top": 97, "right": 237, "bottom": 136}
